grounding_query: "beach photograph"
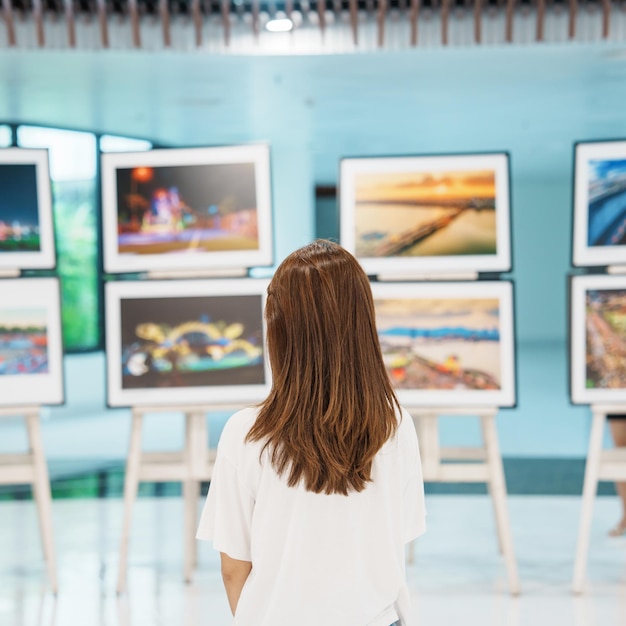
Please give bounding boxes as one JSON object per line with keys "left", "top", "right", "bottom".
{"left": 115, "top": 161, "right": 259, "bottom": 256}
{"left": 119, "top": 294, "right": 265, "bottom": 390}
{"left": 0, "top": 307, "right": 48, "bottom": 375}
{"left": 585, "top": 288, "right": 626, "bottom": 389}
{"left": 353, "top": 168, "right": 497, "bottom": 258}
{"left": 375, "top": 297, "right": 501, "bottom": 391}
{"left": 0, "top": 163, "right": 41, "bottom": 253}
{"left": 586, "top": 158, "right": 626, "bottom": 247}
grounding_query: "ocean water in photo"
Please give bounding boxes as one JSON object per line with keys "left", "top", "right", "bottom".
{"left": 356, "top": 204, "right": 497, "bottom": 257}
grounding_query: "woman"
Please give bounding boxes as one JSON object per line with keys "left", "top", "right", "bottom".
{"left": 197, "top": 240, "right": 426, "bottom": 625}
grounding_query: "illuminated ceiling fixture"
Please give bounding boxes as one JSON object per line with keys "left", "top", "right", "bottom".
{"left": 266, "top": 18, "right": 294, "bottom": 33}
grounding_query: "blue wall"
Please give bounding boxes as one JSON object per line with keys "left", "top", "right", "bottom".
{"left": 2, "top": 43, "right": 626, "bottom": 461}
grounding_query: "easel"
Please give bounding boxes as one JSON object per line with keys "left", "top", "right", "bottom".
{"left": 408, "top": 407, "right": 520, "bottom": 596}
{"left": 573, "top": 404, "right": 626, "bottom": 593}
{"left": 116, "top": 403, "right": 243, "bottom": 593}
{"left": 0, "top": 406, "right": 57, "bottom": 592}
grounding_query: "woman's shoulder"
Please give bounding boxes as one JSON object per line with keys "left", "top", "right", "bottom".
{"left": 218, "top": 406, "right": 261, "bottom": 455}
{"left": 379, "top": 405, "right": 417, "bottom": 455}
{"left": 396, "top": 405, "right": 419, "bottom": 447}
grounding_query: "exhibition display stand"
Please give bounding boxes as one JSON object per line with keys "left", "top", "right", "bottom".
{"left": 0, "top": 406, "right": 57, "bottom": 593}
{"left": 570, "top": 245, "right": 626, "bottom": 590}
{"left": 116, "top": 404, "right": 242, "bottom": 593}
{"left": 573, "top": 405, "right": 626, "bottom": 594}
{"left": 408, "top": 407, "right": 520, "bottom": 596}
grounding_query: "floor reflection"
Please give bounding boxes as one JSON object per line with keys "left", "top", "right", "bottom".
{"left": 2, "top": 496, "right": 626, "bottom": 626}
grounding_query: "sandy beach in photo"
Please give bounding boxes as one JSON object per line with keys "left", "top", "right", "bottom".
{"left": 376, "top": 297, "right": 501, "bottom": 391}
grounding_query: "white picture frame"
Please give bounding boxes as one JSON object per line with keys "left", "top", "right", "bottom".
{"left": 105, "top": 278, "right": 271, "bottom": 407}
{"left": 340, "top": 152, "right": 511, "bottom": 277}
{"left": 570, "top": 273, "right": 626, "bottom": 404}
{"left": 371, "top": 280, "right": 516, "bottom": 408}
{"left": 0, "top": 277, "right": 64, "bottom": 406}
{"left": 0, "top": 148, "right": 56, "bottom": 271}
{"left": 101, "top": 144, "right": 273, "bottom": 274}
{"left": 572, "top": 140, "right": 626, "bottom": 268}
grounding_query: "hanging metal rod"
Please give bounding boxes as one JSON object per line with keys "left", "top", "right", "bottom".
{"left": 0, "top": 0, "right": 620, "bottom": 50}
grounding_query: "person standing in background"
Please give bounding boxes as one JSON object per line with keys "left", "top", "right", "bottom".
{"left": 197, "top": 239, "right": 426, "bottom": 626}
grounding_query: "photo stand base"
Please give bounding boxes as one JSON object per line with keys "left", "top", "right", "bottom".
{"left": 375, "top": 271, "right": 480, "bottom": 282}
{"left": 0, "top": 268, "right": 21, "bottom": 278}
{"left": 0, "top": 406, "right": 57, "bottom": 593}
{"left": 408, "top": 407, "right": 520, "bottom": 596}
{"left": 145, "top": 268, "right": 249, "bottom": 280}
{"left": 116, "top": 404, "right": 240, "bottom": 594}
{"left": 573, "top": 405, "right": 626, "bottom": 594}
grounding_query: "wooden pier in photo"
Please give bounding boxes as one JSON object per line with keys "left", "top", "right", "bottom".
{"left": 372, "top": 208, "right": 463, "bottom": 256}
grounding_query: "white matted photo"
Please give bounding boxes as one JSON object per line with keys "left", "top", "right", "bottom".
{"left": 0, "top": 148, "right": 55, "bottom": 271}
{"left": 573, "top": 140, "right": 626, "bottom": 268}
{"left": 340, "top": 153, "right": 511, "bottom": 277}
{"left": 105, "top": 278, "right": 271, "bottom": 407}
{"left": 371, "top": 280, "right": 516, "bottom": 408}
{"left": 0, "top": 277, "right": 64, "bottom": 406}
{"left": 570, "top": 273, "right": 626, "bottom": 404}
{"left": 101, "top": 144, "right": 273, "bottom": 274}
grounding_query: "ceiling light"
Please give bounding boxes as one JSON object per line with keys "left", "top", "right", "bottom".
{"left": 266, "top": 18, "right": 294, "bottom": 32}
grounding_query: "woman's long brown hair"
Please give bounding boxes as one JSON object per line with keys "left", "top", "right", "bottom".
{"left": 247, "top": 240, "right": 400, "bottom": 495}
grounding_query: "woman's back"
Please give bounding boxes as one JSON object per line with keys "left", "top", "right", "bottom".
{"left": 197, "top": 405, "right": 425, "bottom": 626}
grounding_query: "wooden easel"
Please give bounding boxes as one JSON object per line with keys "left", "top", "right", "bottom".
{"left": 116, "top": 404, "right": 243, "bottom": 593}
{"left": 573, "top": 404, "right": 626, "bottom": 594}
{"left": 408, "top": 407, "right": 520, "bottom": 596}
{"left": 0, "top": 406, "right": 57, "bottom": 592}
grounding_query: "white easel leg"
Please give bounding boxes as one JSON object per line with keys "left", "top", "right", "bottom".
{"left": 573, "top": 410, "right": 605, "bottom": 595}
{"left": 182, "top": 479, "right": 195, "bottom": 583}
{"left": 30, "top": 477, "right": 48, "bottom": 563}
{"left": 25, "top": 411, "right": 58, "bottom": 593}
{"left": 482, "top": 413, "right": 520, "bottom": 595}
{"left": 486, "top": 468, "right": 504, "bottom": 555}
{"left": 116, "top": 410, "right": 144, "bottom": 594}
{"left": 407, "top": 414, "right": 422, "bottom": 565}
{"left": 407, "top": 414, "right": 436, "bottom": 566}
{"left": 183, "top": 412, "right": 202, "bottom": 583}
{"left": 193, "top": 414, "right": 209, "bottom": 570}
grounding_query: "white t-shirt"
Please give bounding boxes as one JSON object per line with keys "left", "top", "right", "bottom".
{"left": 197, "top": 405, "right": 426, "bottom": 626}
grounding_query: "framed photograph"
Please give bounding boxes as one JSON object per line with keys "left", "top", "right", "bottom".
{"left": 371, "top": 280, "right": 516, "bottom": 407}
{"left": 340, "top": 153, "right": 511, "bottom": 277}
{"left": 0, "top": 148, "right": 55, "bottom": 271}
{"left": 0, "top": 277, "right": 64, "bottom": 406}
{"left": 573, "top": 140, "right": 626, "bottom": 267}
{"left": 570, "top": 273, "right": 626, "bottom": 404}
{"left": 101, "top": 144, "right": 273, "bottom": 274}
{"left": 105, "top": 278, "right": 271, "bottom": 407}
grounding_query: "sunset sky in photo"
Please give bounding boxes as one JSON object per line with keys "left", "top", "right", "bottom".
{"left": 375, "top": 298, "right": 500, "bottom": 330}
{"left": 355, "top": 170, "right": 496, "bottom": 203}
{"left": 0, "top": 308, "right": 46, "bottom": 329}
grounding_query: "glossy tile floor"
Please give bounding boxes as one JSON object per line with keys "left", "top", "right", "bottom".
{"left": 1, "top": 495, "right": 626, "bottom": 626}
